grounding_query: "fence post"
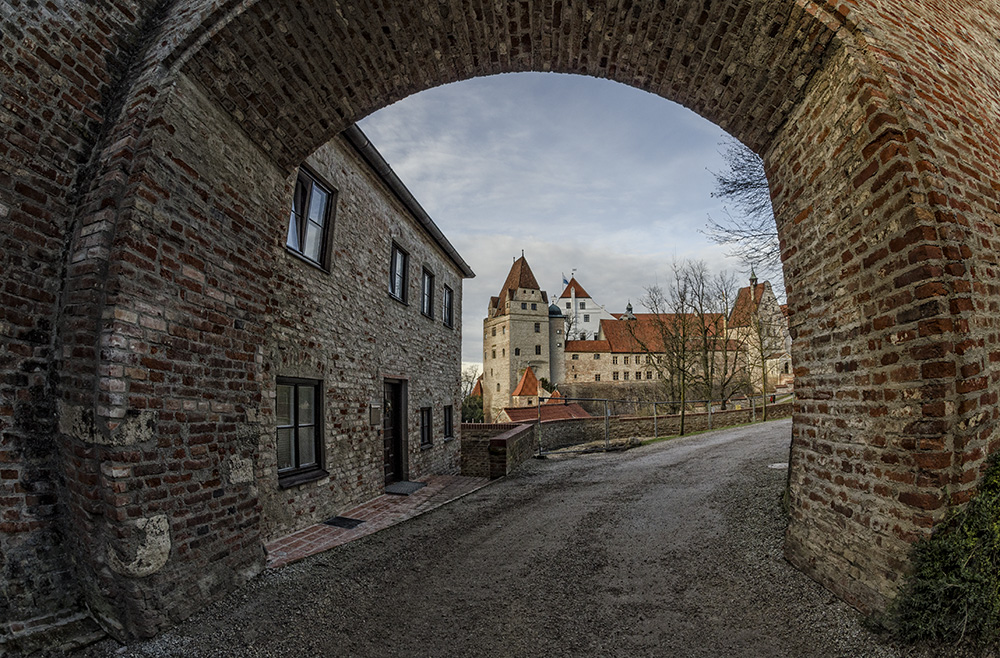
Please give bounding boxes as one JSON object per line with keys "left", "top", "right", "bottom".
{"left": 653, "top": 401, "right": 658, "bottom": 439}
{"left": 604, "top": 399, "right": 611, "bottom": 451}
{"left": 708, "top": 399, "right": 713, "bottom": 430}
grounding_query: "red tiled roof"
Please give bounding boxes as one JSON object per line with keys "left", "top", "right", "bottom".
{"left": 729, "top": 283, "right": 767, "bottom": 327}
{"left": 564, "top": 340, "right": 611, "bottom": 353}
{"left": 471, "top": 376, "right": 483, "bottom": 397}
{"left": 511, "top": 366, "right": 540, "bottom": 397}
{"left": 498, "top": 256, "right": 540, "bottom": 301}
{"left": 545, "top": 390, "right": 564, "bottom": 404}
{"left": 503, "top": 403, "right": 591, "bottom": 422}
{"left": 599, "top": 314, "right": 724, "bottom": 353}
{"left": 559, "top": 277, "right": 592, "bottom": 299}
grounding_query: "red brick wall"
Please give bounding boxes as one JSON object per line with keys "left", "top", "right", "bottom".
{"left": 3, "top": 0, "right": 999, "bottom": 648}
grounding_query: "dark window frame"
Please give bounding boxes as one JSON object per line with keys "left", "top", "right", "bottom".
{"left": 443, "top": 405, "right": 454, "bottom": 439}
{"left": 443, "top": 285, "right": 454, "bottom": 328}
{"left": 389, "top": 243, "right": 409, "bottom": 303}
{"left": 420, "top": 406, "right": 433, "bottom": 447}
{"left": 275, "top": 377, "right": 328, "bottom": 488}
{"left": 421, "top": 268, "right": 435, "bottom": 318}
{"left": 285, "top": 167, "right": 337, "bottom": 270}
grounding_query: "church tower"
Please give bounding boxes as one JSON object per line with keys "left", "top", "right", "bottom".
{"left": 482, "top": 255, "right": 551, "bottom": 422}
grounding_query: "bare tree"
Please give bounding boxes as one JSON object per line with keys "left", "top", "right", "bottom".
{"left": 704, "top": 136, "right": 781, "bottom": 279}
{"left": 460, "top": 365, "right": 481, "bottom": 398}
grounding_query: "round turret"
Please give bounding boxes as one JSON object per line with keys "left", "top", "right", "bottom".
{"left": 548, "top": 303, "right": 563, "bottom": 317}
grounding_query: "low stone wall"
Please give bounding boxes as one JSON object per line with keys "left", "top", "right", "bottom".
{"left": 460, "top": 423, "right": 537, "bottom": 479}
{"left": 538, "top": 402, "right": 794, "bottom": 451}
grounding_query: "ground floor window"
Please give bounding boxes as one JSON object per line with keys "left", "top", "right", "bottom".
{"left": 420, "top": 407, "right": 433, "bottom": 446}
{"left": 276, "top": 378, "right": 325, "bottom": 485}
{"left": 443, "top": 405, "right": 454, "bottom": 438}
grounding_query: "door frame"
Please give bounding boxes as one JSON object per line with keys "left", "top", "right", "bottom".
{"left": 382, "top": 378, "right": 408, "bottom": 484}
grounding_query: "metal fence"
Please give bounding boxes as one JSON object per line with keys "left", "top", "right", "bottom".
{"left": 531, "top": 393, "right": 795, "bottom": 455}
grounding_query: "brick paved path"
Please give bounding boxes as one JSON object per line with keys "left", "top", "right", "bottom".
{"left": 264, "top": 475, "right": 490, "bottom": 568}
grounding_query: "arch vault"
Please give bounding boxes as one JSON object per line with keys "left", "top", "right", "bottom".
{"left": 1, "top": 0, "right": 999, "bottom": 645}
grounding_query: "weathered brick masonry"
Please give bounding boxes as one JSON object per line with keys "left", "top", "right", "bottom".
{"left": 2, "top": 0, "right": 999, "bottom": 649}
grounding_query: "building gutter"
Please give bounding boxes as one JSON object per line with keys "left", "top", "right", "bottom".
{"left": 342, "top": 124, "right": 475, "bottom": 279}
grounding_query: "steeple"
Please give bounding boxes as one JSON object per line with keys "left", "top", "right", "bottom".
{"left": 749, "top": 265, "right": 758, "bottom": 289}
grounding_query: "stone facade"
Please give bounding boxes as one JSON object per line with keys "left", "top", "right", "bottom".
{"left": 3, "top": 0, "right": 1000, "bottom": 649}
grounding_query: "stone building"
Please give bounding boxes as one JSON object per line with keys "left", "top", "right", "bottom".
{"left": 482, "top": 256, "right": 562, "bottom": 422}
{"left": 558, "top": 277, "right": 616, "bottom": 340}
{"left": 261, "top": 126, "right": 474, "bottom": 539}
{"left": 485, "top": 259, "right": 790, "bottom": 411}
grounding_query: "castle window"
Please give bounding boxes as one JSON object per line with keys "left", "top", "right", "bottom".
{"left": 612, "top": 372, "right": 619, "bottom": 381}
{"left": 579, "top": 302, "right": 585, "bottom": 309}
{"left": 534, "top": 322, "right": 541, "bottom": 333}
{"left": 421, "top": 268, "right": 435, "bottom": 318}
{"left": 623, "top": 372, "right": 629, "bottom": 381}
{"left": 389, "top": 243, "right": 408, "bottom": 302}
{"left": 571, "top": 354, "right": 579, "bottom": 360}
{"left": 594, "top": 354, "right": 600, "bottom": 360}
{"left": 496, "top": 383, "right": 500, "bottom": 392}
{"left": 635, "top": 371, "right": 642, "bottom": 380}
{"left": 565, "top": 302, "right": 571, "bottom": 309}
{"left": 535, "top": 345, "right": 541, "bottom": 355}
{"left": 646, "top": 371, "right": 653, "bottom": 380}
{"left": 492, "top": 349, "right": 496, "bottom": 359}
{"left": 420, "top": 407, "right": 433, "bottom": 447}
{"left": 492, "top": 327, "right": 496, "bottom": 337}
{"left": 612, "top": 356, "right": 618, "bottom": 365}
{"left": 276, "top": 378, "right": 326, "bottom": 487}
{"left": 521, "top": 303, "right": 527, "bottom": 309}
{"left": 286, "top": 168, "right": 335, "bottom": 269}
{"left": 515, "top": 348, "right": 521, "bottom": 356}
{"left": 624, "top": 356, "right": 630, "bottom": 365}
{"left": 583, "top": 314, "right": 590, "bottom": 323}
{"left": 531, "top": 303, "right": 537, "bottom": 310}
{"left": 443, "top": 286, "right": 454, "bottom": 328}
{"left": 594, "top": 374, "right": 601, "bottom": 382}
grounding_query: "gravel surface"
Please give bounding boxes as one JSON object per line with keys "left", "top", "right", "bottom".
{"left": 71, "top": 419, "right": 968, "bottom": 657}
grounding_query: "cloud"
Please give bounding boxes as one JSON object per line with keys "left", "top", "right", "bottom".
{"left": 358, "top": 72, "right": 783, "bottom": 365}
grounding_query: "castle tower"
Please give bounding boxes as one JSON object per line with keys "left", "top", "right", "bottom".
{"left": 548, "top": 301, "right": 566, "bottom": 386}
{"left": 482, "top": 255, "right": 551, "bottom": 422}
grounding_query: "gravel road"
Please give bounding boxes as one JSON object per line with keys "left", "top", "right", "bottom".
{"left": 75, "top": 419, "right": 956, "bottom": 657}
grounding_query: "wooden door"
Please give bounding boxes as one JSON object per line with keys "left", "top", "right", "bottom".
{"left": 383, "top": 381, "right": 404, "bottom": 484}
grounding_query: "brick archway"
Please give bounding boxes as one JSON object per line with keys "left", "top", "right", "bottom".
{"left": 3, "top": 0, "right": 999, "bottom": 644}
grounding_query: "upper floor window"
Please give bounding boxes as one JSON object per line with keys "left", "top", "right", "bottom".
{"left": 521, "top": 302, "right": 527, "bottom": 310}
{"left": 535, "top": 345, "right": 541, "bottom": 355}
{"left": 534, "top": 322, "right": 541, "bottom": 333}
{"left": 583, "top": 314, "right": 590, "bottom": 322}
{"left": 514, "top": 348, "right": 521, "bottom": 356}
{"left": 571, "top": 354, "right": 579, "bottom": 360}
{"left": 389, "top": 243, "right": 408, "bottom": 302}
{"left": 421, "top": 268, "right": 435, "bottom": 318}
{"left": 443, "top": 286, "right": 454, "bottom": 328}
{"left": 612, "top": 356, "right": 618, "bottom": 365}
{"left": 286, "top": 169, "right": 334, "bottom": 268}
{"left": 579, "top": 302, "right": 585, "bottom": 309}
{"left": 565, "top": 302, "right": 571, "bottom": 309}
{"left": 594, "top": 374, "right": 601, "bottom": 382}
{"left": 531, "top": 303, "right": 537, "bottom": 310}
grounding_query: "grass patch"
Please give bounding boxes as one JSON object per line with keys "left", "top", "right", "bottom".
{"left": 890, "top": 453, "right": 1000, "bottom": 649}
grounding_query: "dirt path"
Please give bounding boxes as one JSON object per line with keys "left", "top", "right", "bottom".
{"left": 77, "top": 420, "right": 939, "bottom": 657}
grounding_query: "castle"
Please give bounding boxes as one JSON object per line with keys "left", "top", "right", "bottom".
{"left": 482, "top": 255, "right": 791, "bottom": 422}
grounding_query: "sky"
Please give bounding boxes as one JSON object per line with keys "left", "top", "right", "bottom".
{"left": 357, "top": 72, "right": 781, "bottom": 372}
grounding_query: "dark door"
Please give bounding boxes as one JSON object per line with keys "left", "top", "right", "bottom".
{"left": 383, "top": 380, "right": 404, "bottom": 484}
